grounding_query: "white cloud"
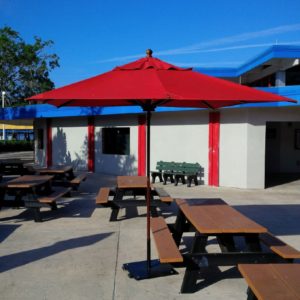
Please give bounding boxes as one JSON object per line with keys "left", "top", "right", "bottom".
{"left": 95, "top": 23, "right": 300, "bottom": 64}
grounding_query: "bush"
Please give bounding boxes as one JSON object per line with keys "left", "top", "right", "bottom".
{"left": 0, "top": 140, "right": 34, "bottom": 152}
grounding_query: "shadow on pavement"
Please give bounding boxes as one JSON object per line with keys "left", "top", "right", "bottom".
{"left": 0, "top": 232, "right": 114, "bottom": 273}
{"left": 234, "top": 204, "right": 300, "bottom": 236}
{"left": 0, "top": 224, "right": 22, "bottom": 242}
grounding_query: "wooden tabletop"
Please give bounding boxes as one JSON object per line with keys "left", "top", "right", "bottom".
{"left": 4, "top": 175, "right": 54, "bottom": 189}
{"left": 175, "top": 198, "right": 267, "bottom": 234}
{"left": 238, "top": 264, "right": 300, "bottom": 300}
{"left": 117, "top": 176, "right": 148, "bottom": 189}
{"left": 37, "top": 165, "right": 73, "bottom": 174}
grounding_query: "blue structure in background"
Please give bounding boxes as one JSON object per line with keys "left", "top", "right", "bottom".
{"left": 196, "top": 45, "right": 300, "bottom": 78}
{"left": 0, "top": 45, "right": 300, "bottom": 121}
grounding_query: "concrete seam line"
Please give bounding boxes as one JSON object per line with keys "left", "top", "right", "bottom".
{"left": 112, "top": 221, "right": 121, "bottom": 300}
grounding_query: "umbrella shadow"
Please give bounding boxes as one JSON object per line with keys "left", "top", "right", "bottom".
{"left": 233, "top": 204, "right": 300, "bottom": 236}
{"left": 0, "top": 232, "right": 113, "bottom": 273}
{"left": 0, "top": 195, "right": 97, "bottom": 222}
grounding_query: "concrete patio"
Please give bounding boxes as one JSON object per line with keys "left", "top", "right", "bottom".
{"left": 1, "top": 172, "right": 300, "bottom": 300}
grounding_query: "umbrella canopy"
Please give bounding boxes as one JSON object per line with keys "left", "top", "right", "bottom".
{"left": 28, "top": 49, "right": 292, "bottom": 109}
{"left": 27, "top": 49, "right": 295, "bottom": 278}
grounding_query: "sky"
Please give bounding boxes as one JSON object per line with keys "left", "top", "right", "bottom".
{"left": 1, "top": 0, "right": 300, "bottom": 88}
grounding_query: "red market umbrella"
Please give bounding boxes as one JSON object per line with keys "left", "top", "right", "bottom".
{"left": 28, "top": 49, "right": 295, "bottom": 277}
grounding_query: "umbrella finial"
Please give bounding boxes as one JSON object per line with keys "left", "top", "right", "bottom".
{"left": 146, "top": 49, "right": 153, "bottom": 57}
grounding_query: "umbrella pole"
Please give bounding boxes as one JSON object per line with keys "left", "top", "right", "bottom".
{"left": 123, "top": 103, "right": 175, "bottom": 279}
{"left": 146, "top": 109, "right": 151, "bottom": 275}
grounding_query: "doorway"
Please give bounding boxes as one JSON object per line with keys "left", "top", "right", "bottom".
{"left": 265, "top": 121, "right": 300, "bottom": 188}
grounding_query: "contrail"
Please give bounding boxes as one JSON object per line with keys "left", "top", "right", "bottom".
{"left": 95, "top": 23, "right": 300, "bottom": 64}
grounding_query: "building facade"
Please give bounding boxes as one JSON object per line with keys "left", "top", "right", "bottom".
{"left": 2, "top": 45, "right": 300, "bottom": 189}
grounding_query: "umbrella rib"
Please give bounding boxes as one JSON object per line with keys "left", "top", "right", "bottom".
{"left": 57, "top": 100, "right": 75, "bottom": 108}
{"left": 202, "top": 101, "right": 215, "bottom": 109}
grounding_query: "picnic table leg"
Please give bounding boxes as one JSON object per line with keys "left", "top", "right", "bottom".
{"left": 173, "top": 210, "right": 187, "bottom": 246}
{"left": 216, "top": 235, "right": 236, "bottom": 252}
{"left": 109, "top": 205, "right": 120, "bottom": 222}
{"left": 181, "top": 261, "right": 199, "bottom": 293}
{"left": 27, "top": 187, "right": 44, "bottom": 222}
{"left": 109, "top": 188, "right": 124, "bottom": 221}
{"left": 245, "top": 234, "right": 262, "bottom": 252}
{"left": 192, "top": 232, "right": 208, "bottom": 252}
{"left": 32, "top": 207, "right": 42, "bottom": 222}
{"left": 150, "top": 205, "right": 158, "bottom": 217}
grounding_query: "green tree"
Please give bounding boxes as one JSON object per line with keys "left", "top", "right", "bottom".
{"left": 0, "top": 26, "right": 59, "bottom": 105}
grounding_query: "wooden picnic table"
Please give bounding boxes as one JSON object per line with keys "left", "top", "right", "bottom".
{"left": 36, "top": 165, "right": 75, "bottom": 179}
{"left": 35, "top": 165, "right": 87, "bottom": 190}
{"left": 0, "top": 175, "right": 71, "bottom": 222}
{"left": 0, "top": 159, "right": 30, "bottom": 175}
{"left": 3, "top": 174, "right": 53, "bottom": 192}
{"left": 238, "top": 264, "right": 300, "bottom": 300}
{"left": 174, "top": 198, "right": 270, "bottom": 293}
{"left": 96, "top": 176, "right": 172, "bottom": 221}
{"left": 148, "top": 198, "right": 291, "bottom": 293}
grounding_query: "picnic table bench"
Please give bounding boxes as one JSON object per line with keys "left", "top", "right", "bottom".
{"left": 151, "top": 161, "right": 201, "bottom": 187}
{"left": 146, "top": 198, "right": 300, "bottom": 293}
{"left": 238, "top": 264, "right": 300, "bottom": 300}
{"left": 151, "top": 216, "right": 183, "bottom": 264}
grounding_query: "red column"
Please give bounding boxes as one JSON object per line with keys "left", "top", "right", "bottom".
{"left": 88, "top": 117, "right": 95, "bottom": 172}
{"left": 46, "top": 119, "right": 52, "bottom": 167}
{"left": 208, "top": 112, "right": 220, "bottom": 186}
{"left": 138, "top": 115, "right": 146, "bottom": 176}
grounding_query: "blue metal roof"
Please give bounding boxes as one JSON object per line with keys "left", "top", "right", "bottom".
{"left": 1, "top": 45, "right": 300, "bottom": 121}
{"left": 0, "top": 104, "right": 198, "bottom": 121}
{"left": 1, "top": 84, "right": 299, "bottom": 121}
{"left": 229, "top": 85, "right": 300, "bottom": 108}
{"left": 196, "top": 45, "right": 300, "bottom": 77}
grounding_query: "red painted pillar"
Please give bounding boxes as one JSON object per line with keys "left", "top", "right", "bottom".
{"left": 138, "top": 115, "right": 146, "bottom": 176}
{"left": 208, "top": 112, "right": 220, "bottom": 186}
{"left": 88, "top": 117, "right": 95, "bottom": 172}
{"left": 46, "top": 119, "right": 52, "bottom": 167}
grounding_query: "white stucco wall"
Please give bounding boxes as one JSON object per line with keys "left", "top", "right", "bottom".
{"left": 94, "top": 114, "right": 139, "bottom": 175}
{"left": 220, "top": 106, "right": 300, "bottom": 189}
{"left": 151, "top": 110, "right": 209, "bottom": 184}
{"left": 219, "top": 109, "right": 248, "bottom": 188}
{"left": 52, "top": 118, "right": 88, "bottom": 170}
{"left": 33, "top": 106, "right": 300, "bottom": 189}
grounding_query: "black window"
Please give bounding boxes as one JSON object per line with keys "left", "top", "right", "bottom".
{"left": 102, "top": 127, "right": 130, "bottom": 155}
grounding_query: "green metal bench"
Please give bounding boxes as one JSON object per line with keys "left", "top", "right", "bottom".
{"left": 174, "top": 162, "right": 200, "bottom": 187}
{"left": 162, "top": 161, "right": 178, "bottom": 185}
{"left": 151, "top": 161, "right": 201, "bottom": 187}
{"left": 151, "top": 161, "right": 164, "bottom": 183}
{"left": 151, "top": 161, "right": 177, "bottom": 184}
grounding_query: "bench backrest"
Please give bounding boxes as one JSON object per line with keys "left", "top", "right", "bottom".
{"left": 156, "top": 161, "right": 200, "bottom": 173}
{"left": 182, "top": 162, "right": 200, "bottom": 174}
